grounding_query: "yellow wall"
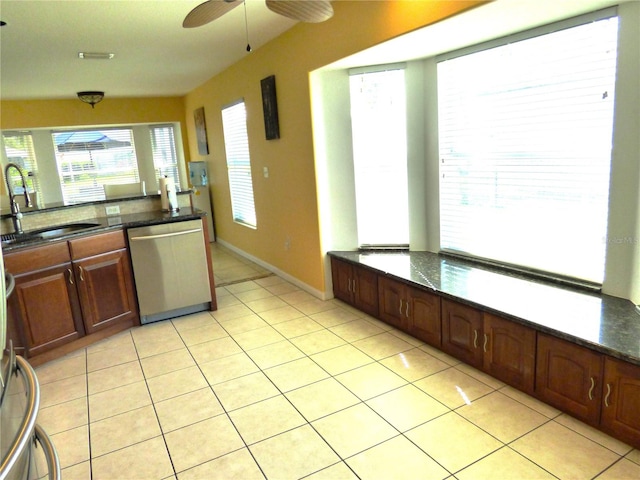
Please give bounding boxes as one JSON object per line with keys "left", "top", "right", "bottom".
{"left": 184, "top": 1, "right": 485, "bottom": 293}
{"left": 0, "top": 96, "right": 190, "bottom": 161}
{"left": 0, "top": 1, "right": 485, "bottom": 295}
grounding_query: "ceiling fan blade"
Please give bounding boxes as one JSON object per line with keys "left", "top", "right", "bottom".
{"left": 265, "top": 0, "right": 334, "bottom": 23}
{"left": 183, "top": 0, "right": 241, "bottom": 28}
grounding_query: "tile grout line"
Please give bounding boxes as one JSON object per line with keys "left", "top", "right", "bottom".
{"left": 36, "top": 274, "right": 638, "bottom": 479}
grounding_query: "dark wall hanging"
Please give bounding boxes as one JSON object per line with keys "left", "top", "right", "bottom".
{"left": 194, "top": 106, "right": 209, "bottom": 155}
{"left": 261, "top": 75, "right": 280, "bottom": 140}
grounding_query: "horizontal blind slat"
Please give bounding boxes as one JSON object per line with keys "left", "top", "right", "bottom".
{"left": 222, "top": 101, "right": 257, "bottom": 228}
{"left": 437, "top": 16, "right": 618, "bottom": 283}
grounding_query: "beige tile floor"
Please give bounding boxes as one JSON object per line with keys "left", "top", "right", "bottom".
{"left": 210, "top": 242, "right": 271, "bottom": 287}
{"left": 32, "top": 249, "right": 640, "bottom": 479}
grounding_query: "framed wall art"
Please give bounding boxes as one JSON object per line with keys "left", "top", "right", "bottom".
{"left": 194, "top": 106, "right": 209, "bottom": 155}
{"left": 261, "top": 75, "right": 280, "bottom": 140}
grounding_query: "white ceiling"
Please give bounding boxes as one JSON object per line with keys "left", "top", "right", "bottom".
{"left": 0, "top": 0, "right": 297, "bottom": 100}
{"left": 0, "top": 0, "right": 629, "bottom": 101}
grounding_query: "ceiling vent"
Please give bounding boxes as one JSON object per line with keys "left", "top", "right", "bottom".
{"left": 78, "top": 52, "right": 114, "bottom": 60}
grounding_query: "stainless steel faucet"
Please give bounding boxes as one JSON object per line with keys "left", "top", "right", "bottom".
{"left": 4, "top": 163, "right": 32, "bottom": 234}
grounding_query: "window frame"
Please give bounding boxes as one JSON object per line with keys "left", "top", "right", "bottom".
{"left": 436, "top": 8, "right": 619, "bottom": 286}
{"left": 1, "top": 130, "right": 43, "bottom": 206}
{"left": 150, "top": 124, "right": 180, "bottom": 188}
{"left": 52, "top": 127, "right": 140, "bottom": 204}
{"left": 221, "top": 99, "right": 257, "bottom": 229}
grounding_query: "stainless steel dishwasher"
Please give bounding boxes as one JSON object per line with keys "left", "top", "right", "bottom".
{"left": 127, "top": 219, "right": 212, "bottom": 324}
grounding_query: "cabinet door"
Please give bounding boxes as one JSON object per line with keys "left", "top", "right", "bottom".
{"left": 378, "top": 276, "right": 407, "bottom": 330}
{"left": 536, "top": 334, "right": 603, "bottom": 425}
{"left": 441, "top": 299, "right": 483, "bottom": 367}
{"left": 353, "top": 266, "right": 379, "bottom": 317}
{"left": 331, "top": 258, "right": 354, "bottom": 304}
{"left": 74, "top": 249, "right": 138, "bottom": 334}
{"left": 601, "top": 357, "right": 640, "bottom": 448}
{"left": 409, "top": 286, "right": 441, "bottom": 347}
{"left": 483, "top": 313, "right": 536, "bottom": 394}
{"left": 9, "top": 264, "right": 84, "bottom": 357}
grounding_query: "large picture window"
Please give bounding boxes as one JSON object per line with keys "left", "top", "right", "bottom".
{"left": 349, "top": 66, "right": 409, "bottom": 247}
{"left": 438, "top": 11, "right": 618, "bottom": 284}
{"left": 53, "top": 128, "right": 139, "bottom": 204}
{"left": 222, "top": 100, "right": 257, "bottom": 228}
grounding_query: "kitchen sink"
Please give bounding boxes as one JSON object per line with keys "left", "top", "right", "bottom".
{"left": 31, "top": 222, "right": 101, "bottom": 238}
{"left": 1, "top": 222, "right": 102, "bottom": 245}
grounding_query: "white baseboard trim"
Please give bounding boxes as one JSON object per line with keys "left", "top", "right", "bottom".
{"left": 215, "top": 238, "right": 330, "bottom": 300}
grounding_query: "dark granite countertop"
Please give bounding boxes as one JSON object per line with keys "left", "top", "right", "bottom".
{"left": 329, "top": 250, "right": 640, "bottom": 366}
{"left": 0, "top": 190, "right": 192, "bottom": 221}
{"left": 1, "top": 208, "right": 205, "bottom": 252}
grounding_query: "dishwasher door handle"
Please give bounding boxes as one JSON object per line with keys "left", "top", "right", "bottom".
{"left": 129, "top": 228, "right": 202, "bottom": 242}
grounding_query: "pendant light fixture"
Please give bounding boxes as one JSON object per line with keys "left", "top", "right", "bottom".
{"left": 77, "top": 91, "right": 105, "bottom": 108}
{"left": 244, "top": 0, "right": 251, "bottom": 52}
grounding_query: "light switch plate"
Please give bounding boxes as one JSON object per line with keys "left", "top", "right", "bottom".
{"left": 106, "top": 205, "right": 120, "bottom": 216}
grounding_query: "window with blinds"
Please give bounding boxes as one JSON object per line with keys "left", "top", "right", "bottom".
{"left": 52, "top": 129, "right": 139, "bottom": 204}
{"left": 437, "top": 10, "right": 618, "bottom": 284}
{"left": 150, "top": 125, "right": 180, "bottom": 187}
{"left": 349, "top": 65, "right": 409, "bottom": 248}
{"left": 221, "top": 100, "right": 257, "bottom": 228}
{"left": 2, "top": 131, "right": 42, "bottom": 206}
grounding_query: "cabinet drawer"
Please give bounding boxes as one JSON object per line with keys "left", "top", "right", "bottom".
{"left": 4, "top": 241, "right": 71, "bottom": 274}
{"left": 69, "top": 229, "right": 126, "bottom": 259}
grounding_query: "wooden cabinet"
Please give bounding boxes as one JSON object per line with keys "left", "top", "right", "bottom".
{"left": 378, "top": 276, "right": 441, "bottom": 346}
{"left": 378, "top": 276, "right": 408, "bottom": 331}
{"left": 331, "top": 258, "right": 378, "bottom": 316}
{"left": 441, "top": 300, "right": 536, "bottom": 392}
{"left": 483, "top": 313, "right": 536, "bottom": 394}
{"left": 600, "top": 357, "right": 640, "bottom": 447}
{"left": 536, "top": 334, "right": 603, "bottom": 425}
{"left": 5, "top": 242, "right": 85, "bottom": 357}
{"left": 441, "top": 299, "right": 484, "bottom": 368}
{"left": 4, "top": 229, "right": 139, "bottom": 358}
{"left": 330, "top": 254, "right": 640, "bottom": 449}
{"left": 70, "top": 231, "right": 138, "bottom": 335}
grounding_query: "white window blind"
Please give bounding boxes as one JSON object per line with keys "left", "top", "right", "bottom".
{"left": 349, "top": 66, "right": 409, "bottom": 247}
{"left": 438, "top": 12, "right": 618, "bottom": 284}
{"left": 2, "top": 131, "right": 42, "bottom": 206}
{"left": 150, "top": 125, "right": 180, "bottom": 187}
{"left": 53, "top": 129, "right": 139, "bottom": 204}
{"left": 221, "top": 101, "right": 257, "bottom": 228}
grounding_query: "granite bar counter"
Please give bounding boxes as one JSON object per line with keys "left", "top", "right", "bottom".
{"left": 329, "top": 250, "right": 640, "bottom": 366}
{"left": 1, "top": 208, "right": 205, "bottom": 252}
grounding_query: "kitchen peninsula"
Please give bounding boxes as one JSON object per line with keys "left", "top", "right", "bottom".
{"left": 1, "top": 192, "right": 217, "bottom": 366}
{"left": 329, "top": 250, "right": 640, "bottom": 449}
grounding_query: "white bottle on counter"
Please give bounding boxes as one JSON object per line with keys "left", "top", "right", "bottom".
{"left": 159, "top": 176, "right": 179, "bottom": 212}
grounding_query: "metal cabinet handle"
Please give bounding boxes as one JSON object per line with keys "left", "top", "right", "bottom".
{"left": 78, "top": 266, "right": 84, "bottom": 282}
{"left": 405, "top": 301, "right": 409, "bottom": 318}
{"left": 604, "top": 383, "right": 611, "bottom": 407}
{"left": 473, "top": 329, "right": 479, "bottom": 349}
{"left": 352, "top": 278, "right": 356, "bottom": 293}
{"left": 398, "top": 299, "right": 403, "bottom": 315}
{"left": 34, "top": 424, "right": 61, "bottom": 480}
{"left": 483, "top": 333, "right": 488, "bottom": 353}
{"left": 129, "top": 228, "right": 202, "bottom": 241}
{"left": 67, "top": 268, "right": 74, "bottom": 285}
{"left": 588, "top": 377, "right": 595, "bottom": 400}
{"left": 2, "top": 356, "right": 39, "bottom": 476}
